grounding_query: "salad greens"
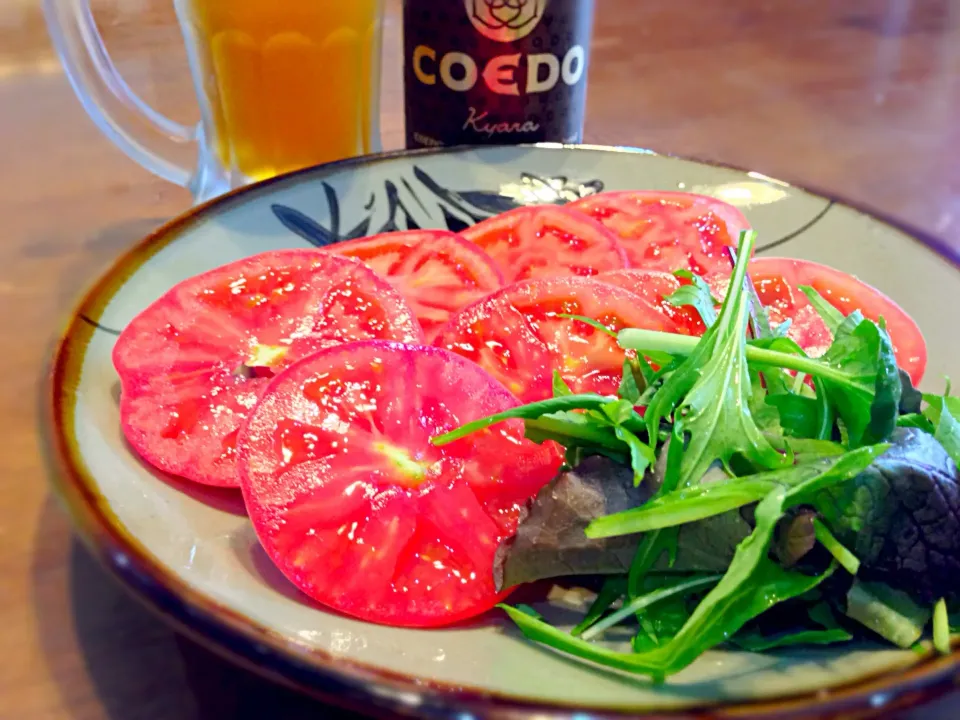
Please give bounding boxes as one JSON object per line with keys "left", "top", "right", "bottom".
{"left": 433, "top": 230, "right": 960, "bottom": 679}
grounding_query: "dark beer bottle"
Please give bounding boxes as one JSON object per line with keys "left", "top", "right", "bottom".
{"left": 402, "top": 0, "right": 595, "bottom": 149}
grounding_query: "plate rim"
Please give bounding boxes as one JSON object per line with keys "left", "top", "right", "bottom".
{"left": 43, "top": 142, "right": 960, "bottom": 719}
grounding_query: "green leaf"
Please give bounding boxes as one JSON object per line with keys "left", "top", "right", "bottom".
{"left": 799, "top": 285, "right": 845, "bottom": 333}
{"left": 640, "top": 230, "right": 788, "bottom": 487}
{"left": 734, "top": 599, "right": 855, "bottom": 651}
{"left": 920, "top": 393, "right": 960, "bottom": 426}
{"left": 552, "top": 370, "right": 573, "bottom": 397}
{"left": 432, "top": 393, "right": 619, "bottom": 445}
{"left": 586, "top": 446, "right": 885, "bottom": 539}
{"left": 558, "top": 313, "right": 618, "bottom": 338}
{"left": 731, "top": 627, "right": 852, "bottom": 652}
{"left": 933, "top": 402, "right": 960, "bottom": 467}
{"left": 668, "top": 270, "right": 718, "bottom": 327}
{"left": 618, "top": 360, "right": 642, "bottom": 404}
{"left": 767, "top": 393, "right": 831, "bottom": 440}
{"left": 628, "top": 528, "right": 678, "bottom": 599}
{"left": 897, "top": 413, "right": 935, "bottom": 432}
{"left": 595, "top": 398, "right": 636, "bottom": 426}
{"left": 844, "top": 579, "right": 930, "bottom": 648}
{"left": 614, "top": 425, "right": 656, "bottom": 486}
{"left": 502, "top": 485, "right": 837, "bottom": 678}
{"left": 523, "top": 412, "right": 625, "bottom": 456}
{"left": 571, "top": 577, "right": 625, "bottom": 637}
{"left": 816, "top": 314, "right": 901, "bottom": 447}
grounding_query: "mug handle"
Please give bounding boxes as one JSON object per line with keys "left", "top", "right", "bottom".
{"left": 43, "top": 0, "right": 197, "bottom": 188}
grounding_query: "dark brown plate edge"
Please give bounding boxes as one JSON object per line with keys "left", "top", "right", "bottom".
{"left": 40, "top": 142, "right": 960, "bottom": 720}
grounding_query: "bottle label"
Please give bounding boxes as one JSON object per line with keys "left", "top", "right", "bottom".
{"left": 404, "top": 0, "right": 594, "bottom": 148}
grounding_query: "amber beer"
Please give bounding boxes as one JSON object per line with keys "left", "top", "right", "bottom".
{"left": 179, "top": 0, "right": 383, "bottom": 181}
{"left": 403, "top": 0, "right": 595, "bottom": 148}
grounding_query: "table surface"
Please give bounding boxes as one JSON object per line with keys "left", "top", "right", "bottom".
{"left": 3, "top": 0, "right": 960, "bottom": 718}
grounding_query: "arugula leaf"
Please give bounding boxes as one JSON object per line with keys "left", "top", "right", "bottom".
{"left": 628, "top": 528, "right": 679, "bottom": 599}
{"left": 897, "top": 413, "right": 935, "bottom": 432}
{"left": 933, "top": 401, "right": 960, "bottom": 467}
{"left": 844, "top": 579, "right": 930, "bottom": 648}
{"left": 523, "top": 412, "right": 624, "bottom": 456}
{"left": 799, "top": 285, "right": 845, "bottom": 333}
{"left": 614, "top": 424, "right": 656, "bottom": 485}
{"left": 816, "top": 313, "right": 900, "bottom": 447}
{"left": 552, "top": 370, "right": 573, "bottom": 397}
{"left": 668, "top": 270, "right": 718, "bottom": 327}
{"left": 572, "top": 577, "right": 625, "bottom": 637}
{"left": 731, "top": 627, "right": 851, "bottom": 652}
{"left": 767, "top": 391, "right": 832, "bottom": 441}
{"left": 921, "top": 393, "right": 960, "bottom": 426}
{"left": 586, "top": 446, "right": 884, "bottom": 539}
{"left": 731, "top": 599, "right": 852, "bottom": 651}
{"left": 638, "top": 230, "right": 788, "bottom": 487}
{"left": 502, "top": 487, "right": 837, "bottom": 678}
{"left": 431, "top": 393, "right": 626, "bottom": 445}
{"left": 618, "top": 360, "right": 642, "bottom": 404}
{"left": 632, "top": 593, "right": 690, "bottom": 652}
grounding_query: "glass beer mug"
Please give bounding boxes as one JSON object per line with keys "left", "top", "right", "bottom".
{"left": 44, "top": 0, "right": 384, "bottom": 203}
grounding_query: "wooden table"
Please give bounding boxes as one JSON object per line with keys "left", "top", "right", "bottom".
{"left": 2, "top": 0, "right": 960, "bottom": 717}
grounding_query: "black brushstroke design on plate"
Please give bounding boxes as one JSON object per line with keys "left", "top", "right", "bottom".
{"left": 272, "top": 166, "right": 604, "bottom": 247}
{"left": 755, "top": 201, "right": 836, "bottom": 254}
{"left": 80, "top": 315, "right": 122, "bottom": 337}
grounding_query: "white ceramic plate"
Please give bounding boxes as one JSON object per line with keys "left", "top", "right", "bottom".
{"left": 45, "top": 144, "right": 960, "bottom": 719}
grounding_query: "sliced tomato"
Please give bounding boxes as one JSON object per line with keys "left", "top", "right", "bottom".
{"left": 708, "top": 257, "right": 927, "bottom": 384}
{"left": 568, "top": 191, "right": 749, "bottom": 275}
{"left": 237, "top": 341, "right": 562, "bottom": 627}
{"left": 598, "top": 269, "right": 707, "bottom": 336}
{"left": 324, "top": 230, "right": 504, "bottom": 342}
{"left": 433, "top": 276, "right": 677, "bottom": 403}
{"left": 113, "top": 250, "right": 424, "bottom": 487}
{"left": 460, "top": 205, "right": 629, "bottom": 282}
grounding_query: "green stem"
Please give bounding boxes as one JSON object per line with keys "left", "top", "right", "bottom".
{"left": 813, "top": 518, "right": 860, "bottom": 575}
{"left": 430, "top": 393, "right": 614, "bottom": 446}
{"left": 933, "top": 598, "right": 950, "bottom": 655}
{"left": 525, "top": 416, "right": 624, "bottom": 452}
{"left": 618, "top": 329, "right": 858, "bottom": 388}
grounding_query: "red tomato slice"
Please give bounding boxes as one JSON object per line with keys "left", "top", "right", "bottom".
{"left": 113, "top": 250, "right": 424, "bottom": 487}
{"left": 460, "top": 205, "right": 629, "bottom": 282}
{"left": 598, "top": 269, "right": 707, "bottom": 336}
{"left": 568, "top": 191, "right": 749, "bottom": 275}
{"left": 433, "top": 276, "right": 677, "bottom": 403}
{"left": 708, "top": 257, "right": 927, "bottom": 384}
{"left": 324, "top": 230, "right": 504, "bottom": 342}
{"left": 237, "top": 341, "right": 562, "bottom": 627}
